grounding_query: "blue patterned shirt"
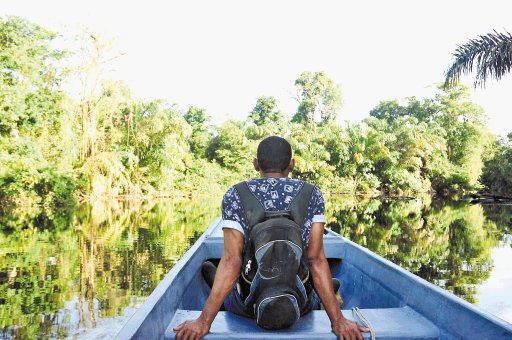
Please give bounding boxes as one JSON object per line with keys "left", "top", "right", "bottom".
{"left": 219, "top": 177, "right": 326, "bottom": 246}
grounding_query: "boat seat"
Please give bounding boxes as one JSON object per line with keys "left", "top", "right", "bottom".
{"left": 164, "top": 306, "right": 439, "bottom": 339}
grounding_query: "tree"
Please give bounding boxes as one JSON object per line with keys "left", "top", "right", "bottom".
{"left": 0, "top": 17, "right": 74, "bottom": 206}
{"left": 0, "top": 16, "right": 65, "bottom": 137}
{"left": 125, "top": 101, "right": 192, "bottom": 193}
{"left": 480, "top": 134, "right": 512, "bottom": 196}
{"left": 184, "top": 105, "right": 209, "bottom": 127}
{"left": 249, "top": 96, "right": 284, "bottom": 126}
{"left": 444, "top": 30, "right": 512, "bottom": 87}
{"left": 208, "top": 120, "right": 255, "bottom": 178}
{"left": 75, "top": 31, "right": 123, "bottom": 161}
{"left": 369, "top": 84, "right": 490, "bottom": 190}
{"left": 184, "top": 106, "right": 212, "bottom": 158}
{"left": 369, "top": 97, "right": 439, "bottom": 124}
{"left": 292, "top": 71, "right": 343, "bottom": 123}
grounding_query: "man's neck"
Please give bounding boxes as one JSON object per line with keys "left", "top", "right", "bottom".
{"left": 260, "top": 172, "right": 288, "bottom": 178}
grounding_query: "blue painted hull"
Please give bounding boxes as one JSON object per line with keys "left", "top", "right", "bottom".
{"left": 117, "top": 219, "right": 512, "bottom": 339}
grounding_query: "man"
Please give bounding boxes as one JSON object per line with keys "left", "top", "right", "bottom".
{"left": 174, "top": 136, "right": 369, "bottom": 340}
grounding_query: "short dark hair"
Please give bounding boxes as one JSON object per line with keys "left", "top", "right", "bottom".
{"left": 257, "top": 136, "right": 292, "bottom": 172}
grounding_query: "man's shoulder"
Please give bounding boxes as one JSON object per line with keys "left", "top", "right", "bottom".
{"left": 222, "top": 185, "right": 239, "bottom": 201}
{"left": 227, "top": 178, "right": 321, "bottom": 191}
{"left": 222, "top": 180, "right": 251, "bottom": 197}
{"left": 223, "top": 178, "right": 321, "bottom": 198}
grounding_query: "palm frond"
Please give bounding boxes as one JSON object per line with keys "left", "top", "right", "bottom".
{"left": 444, "top": 30, "right": 512, "bottom": 88}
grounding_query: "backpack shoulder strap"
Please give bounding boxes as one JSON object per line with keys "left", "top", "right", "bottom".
{"left": 233, "top": 181, "right": 265, "bottom": 228}
{"left": 234, "top": 181, "right": 266, "bottom": 282}
{"left": 288, "top": 182, "right": 315, "bottom": 227}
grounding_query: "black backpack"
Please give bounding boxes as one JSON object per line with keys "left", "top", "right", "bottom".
{"left": 234, "top": 180, "right": 315, "bottom": 330}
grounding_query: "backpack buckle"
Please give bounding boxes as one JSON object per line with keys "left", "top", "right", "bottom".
{"left": 244, "top": 260, "right": 252, "bottom": 276}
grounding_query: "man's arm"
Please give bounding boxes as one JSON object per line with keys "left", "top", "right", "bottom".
{"left": 174, "top": 228, "right": 244, "bottom": 340}
{"left": 307, "top": 222, "right": 369, "bottom": 340}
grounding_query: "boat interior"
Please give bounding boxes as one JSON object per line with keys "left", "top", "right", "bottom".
{"left": 164, "top": 224, "right": 440, "bottom": 339}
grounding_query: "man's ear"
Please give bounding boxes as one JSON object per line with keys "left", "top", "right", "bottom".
{"left": 288, "top": 158, "right": 295, "bottom": 172}
{"left": 253, "top": 158, "right": 260, "bottom": 172}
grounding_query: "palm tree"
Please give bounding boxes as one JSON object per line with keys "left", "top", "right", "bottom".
{"left": 444, "top": 30, "right": 512, "bottom": 87}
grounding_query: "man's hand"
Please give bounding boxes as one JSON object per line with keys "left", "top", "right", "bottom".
{"left": 173, "top": 229, "right": 243, "bottom": 340}
{"left": 331, "top": 317, "right": 370, "bottom": 340}
{"left": 173, "top": 318, "right": 210, "bottom": 340}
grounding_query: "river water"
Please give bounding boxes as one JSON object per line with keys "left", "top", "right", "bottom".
{"left": 0, "top": 196, "right": 510, "bottom": 338}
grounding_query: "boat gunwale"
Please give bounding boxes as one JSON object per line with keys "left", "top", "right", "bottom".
{"left": 327, "top": 228, "right": 512, "bottom": 335}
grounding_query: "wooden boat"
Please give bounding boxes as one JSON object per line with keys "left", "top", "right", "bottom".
{"left": 117, "top": 218, "right": 512, "bottom": 339}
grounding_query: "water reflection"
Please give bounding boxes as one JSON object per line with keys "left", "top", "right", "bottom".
{"left": 0, "top": 198, "right": 220, "bottom": 339}
{"left": 326, "top": 196, "right": 511, "bottom": 304}
{"left": 0, "top": 196, "right": 510, "bottom": 338}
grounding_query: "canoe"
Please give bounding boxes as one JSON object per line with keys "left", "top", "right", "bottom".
{"left": 117, "top": 218, "right": 512, "bottom": 339}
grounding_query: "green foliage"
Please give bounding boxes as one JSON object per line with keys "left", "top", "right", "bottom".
{"left": 293, "top": 71, "right": 343, "bottom": 123}
{"left": 208, "top": 120, "right": 256, "bottom": 179}
{"left": 0, "top": 15, "right": 505, "bottom": 204}
{"left": 0, "top": 16, "right": 63, "bottom": 135}
{"left": 368, "top": 84, "right": 490, "bottom": 193}
{"left": 288, "top": 122, "right": 336, "bottom": 188}
{"left": 127, "top": 101, "right": 193, "bottom": 193}
{"left": 249, "top": 96, "right": 284, "bottom": 126}
{"left": 0, "top": 17, "right": 74, "bottom": 206}
{"left": 184, "top": 106, "right": 212, "bottom": 158}
{"left": 480, "top": 134, "right": 512, "bottom": 196}
{"left": 184, "top": 105, "right": 209, "bottom": 127}
{"left": 0, "top": 160, "right": 74, "bottom": 207}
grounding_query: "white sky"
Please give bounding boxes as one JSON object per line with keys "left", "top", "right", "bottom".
{"left": 1, "top": 0, "right": 511, "bottom": 135}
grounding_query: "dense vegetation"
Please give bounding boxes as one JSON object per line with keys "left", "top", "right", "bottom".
{"left": 480, "top": 133, "right": 512, "bottom": 196}
{"left": 1, "top": 17, "right": 511, "bottom": 207}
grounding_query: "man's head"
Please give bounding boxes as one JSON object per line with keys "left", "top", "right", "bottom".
{"left": 254, "top": 136, "right": 294, "bottom": 176}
